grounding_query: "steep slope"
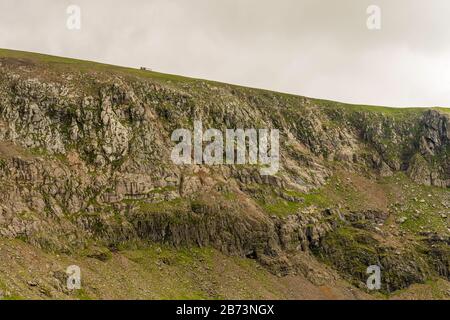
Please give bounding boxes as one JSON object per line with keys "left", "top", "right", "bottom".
{"left": 0, "top": 49, "right": 449, "bottom": 299}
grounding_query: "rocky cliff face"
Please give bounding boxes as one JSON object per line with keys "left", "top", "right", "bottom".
{"left": 0, "top": 49, "right": 449, "bottom": 297}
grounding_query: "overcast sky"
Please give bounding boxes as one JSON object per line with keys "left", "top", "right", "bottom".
{"left": 1, "top": 0, "right": 450, "bottom": 107}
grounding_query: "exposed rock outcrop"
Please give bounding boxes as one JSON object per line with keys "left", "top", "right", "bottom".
{"left": 0, "top": 51, "right": 449, "bottom": 296}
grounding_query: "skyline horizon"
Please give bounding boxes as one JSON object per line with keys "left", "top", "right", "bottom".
{"left": 2, "top": 46, "right": 449, "bottom": 110}
{"left": 2, "top": 1, "right": 450, "bottom": 109}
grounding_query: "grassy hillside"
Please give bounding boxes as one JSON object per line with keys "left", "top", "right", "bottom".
{"left": 1, "top": 48, "right": 448, "bottom": 112}
{"left": 0, "top": 48, "right": 449, "bottom": 300}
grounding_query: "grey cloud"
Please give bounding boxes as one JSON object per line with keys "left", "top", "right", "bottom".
{"left": 0, "top": 0, "right": 449, "bottom": 107}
